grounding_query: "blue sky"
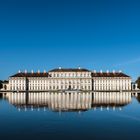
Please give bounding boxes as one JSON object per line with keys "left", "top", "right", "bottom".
{"left": 0, "top": 0, "right": 140, "bottom": 81}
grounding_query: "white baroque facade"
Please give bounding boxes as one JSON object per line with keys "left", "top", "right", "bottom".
{"left": 8, "top": 68, "right": 132, "bottom": 91}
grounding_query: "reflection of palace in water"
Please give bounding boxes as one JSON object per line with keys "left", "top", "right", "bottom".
{"left": 7, "top": 92, "right": 132, "bottom": 112}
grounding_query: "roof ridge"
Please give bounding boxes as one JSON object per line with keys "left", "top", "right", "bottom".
{"left": 10, "top": 72, "right": 48, "bottom": 77}
{"left": 49, "top": 68, "right": 90, "bottom": 72}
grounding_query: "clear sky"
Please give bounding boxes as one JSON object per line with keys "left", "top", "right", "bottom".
{"left": 0, "top": 0, "right": 140, "bottom": 81}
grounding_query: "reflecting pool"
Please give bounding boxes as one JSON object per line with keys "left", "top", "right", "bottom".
{"left": 0, "top": 92, "right": 140, "bottom": 140}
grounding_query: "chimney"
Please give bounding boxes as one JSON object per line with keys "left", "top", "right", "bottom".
{"left": 44, "top": 70, "right": 46, "bottom": 73}
{"left": 25, "top": 70, "right": 27, "bottom": 74}
{"left": 119, "top": 70, "right": 122, "bottom": 73}
{"left": 93, "top": 70, "right": 96, "bottom": 73}
{"left": 18, "top": 70, "right": 21, "bottom": 73}
{"left": 106, "top": 70, "right": 109, "bottom": 74}
{"left": 38, "top": 70, "right": 40, "bottom": 74}
{"left": 113, "top": 70, "right": 115, "bottom": 74}
{"left": 31, "top": 70, "right": 34, "bottom": 74}
{"left": 100, "top": 70, "right": 103, "bottom": 73}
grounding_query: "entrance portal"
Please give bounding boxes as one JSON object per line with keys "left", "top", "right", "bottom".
{"left": 68, "top": 85, "right": 71, "bottom": 90}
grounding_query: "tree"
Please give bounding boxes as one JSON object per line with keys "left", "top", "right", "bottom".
{"left": 136, "top": 77, "right": 140, "bottom": 89}
{"left": 0, "top": 80, "right": 3, "bottom": 89}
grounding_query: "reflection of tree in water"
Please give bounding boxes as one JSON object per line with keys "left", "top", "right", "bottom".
{"left": 0, "top": 93, "right": 2, "bottom": 98}
{"left": 137, "top": 94, "right": 140, "bottom": 103}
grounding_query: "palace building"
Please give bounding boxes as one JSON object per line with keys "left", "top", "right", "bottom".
{"left": 7, "top": 67, "right": 131, "bottom": 91}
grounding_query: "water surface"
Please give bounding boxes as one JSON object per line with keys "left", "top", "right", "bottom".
{"left": 0, "top": 92, "right": 140, "bottom": 140}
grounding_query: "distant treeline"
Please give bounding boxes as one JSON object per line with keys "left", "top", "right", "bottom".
{"left": 0, "top": 80, "right": 9, "bottom": 89}
{"left": 136, "top": 77, "right": 140, "bottom": 89}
